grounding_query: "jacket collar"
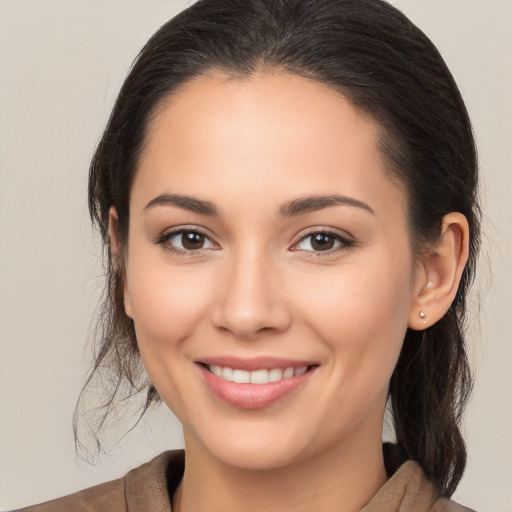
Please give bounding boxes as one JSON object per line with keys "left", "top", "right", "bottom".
{"left": 123, "top": 449, "right": 450, "bottom": 511}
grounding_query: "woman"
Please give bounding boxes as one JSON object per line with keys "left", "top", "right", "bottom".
{"left": 14, "top": 0, "right": 480, "bottom": 510}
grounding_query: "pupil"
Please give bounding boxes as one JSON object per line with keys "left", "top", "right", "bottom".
{"left": 311, "top": 233, "right": 334, "bottom": 251}
{"left": 182, "top": 231, "right": 204, "bottom": 250}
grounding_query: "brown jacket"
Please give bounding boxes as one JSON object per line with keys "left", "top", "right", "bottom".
{"left": 14, "top": 450, "right": 476, "bottom": 511}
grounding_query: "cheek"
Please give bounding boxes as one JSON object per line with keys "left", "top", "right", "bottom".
{"left": 125, "top": 257, "right": 215, "bottom": 350}
{"left": 292, "top": 252, "right": 414, "bottom": 383}
{"left": 123, "top": 256, "right": 218, "bottom": 419}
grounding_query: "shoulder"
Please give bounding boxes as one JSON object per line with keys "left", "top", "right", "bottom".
{"left": 11, "top": 477, "right": 126, "bottom": 512}
{"left": 11, "top": 450, "right": 184, "bottom": 512}
{"left": 363, "top": 459, "right": 478, "bottom": 512}
{"left": 432, "top": 497, "right": 477, "bottom": 512}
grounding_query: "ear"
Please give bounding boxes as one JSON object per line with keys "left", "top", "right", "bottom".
{"left": 108, "top": 206, "right": 121, "bottom": 255}
{"left": 408, "top": 212, "right": 469, "bottom": 330}
{"left": 108, "top": 207, "right": 133, "bottom": 319}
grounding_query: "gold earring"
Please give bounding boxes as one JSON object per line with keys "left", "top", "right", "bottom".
{"left": 419, "top": 311, "right": 427, "bottom": 319}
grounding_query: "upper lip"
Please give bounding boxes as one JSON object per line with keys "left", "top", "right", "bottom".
{"left": 197, "top": 356, "right": 317, "bottom": 371}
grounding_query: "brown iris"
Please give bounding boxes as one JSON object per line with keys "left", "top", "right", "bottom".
{"left": 310, "top": 233, "right": 336, "bottom": 251}
{"left": 181, "top": 231, "right": 205, "bottom": 250}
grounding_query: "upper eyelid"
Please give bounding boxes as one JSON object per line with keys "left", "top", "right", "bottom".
{"left": 155, "top": 225, "right": 355, "bottom": 250}
{"left": 155, "top": 225, "right": 218, "bottom": 243}
{"left": 155, "top": 227, "right": 220, "bottom": 256}
{"left": 293, "top": 226, "right": 355, "bottom": 243}
{"left": 289, "top": 229, "right": 356, "bottom": 254}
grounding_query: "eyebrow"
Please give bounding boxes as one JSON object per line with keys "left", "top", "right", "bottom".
{"left": 144, "top": 194, "right": 220, "bottom": 216}
{"left": 279, "top": 195, "right": 375, "bottom": 217}
{"left": 143, "top": 193, "right": 374, "bottom": 217}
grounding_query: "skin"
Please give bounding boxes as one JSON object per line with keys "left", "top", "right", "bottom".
{"left": 111, "top": 71, "right": 469, "bottom": 512}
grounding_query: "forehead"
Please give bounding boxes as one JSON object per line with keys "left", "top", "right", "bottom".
{"left": 132, "top": 71, "right": 407, "bottom": 222}
{"left": 145, "top": 70, "right": 378, "bottom": 164}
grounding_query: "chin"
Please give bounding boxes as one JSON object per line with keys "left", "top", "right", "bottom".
{"left": 186, "top": 420, "right": 317, "bottom": 471}
{"left": 213, "top": 441, "right": 308, "bottom": 471}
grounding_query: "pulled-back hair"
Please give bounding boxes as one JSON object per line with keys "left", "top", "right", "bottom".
{"left": 79, "top": 0, "right": 480, "bottom": 497}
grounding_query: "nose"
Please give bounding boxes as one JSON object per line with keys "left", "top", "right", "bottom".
{"left": 211, "top": 248, "right": 292, "bottom": 339}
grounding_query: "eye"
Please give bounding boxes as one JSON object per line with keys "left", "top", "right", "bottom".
{"left": 156, "top": 228, "right": 218, "bottom": 254}
{"left": 292, "top": 231, "right": 354, "bottom": 253}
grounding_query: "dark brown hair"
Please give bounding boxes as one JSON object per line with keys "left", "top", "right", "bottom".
{"left": 77, "top": 0, "right": 480, "bottom": 497}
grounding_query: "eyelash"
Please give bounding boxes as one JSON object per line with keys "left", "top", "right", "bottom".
{"left": 290, "top": 230, "right": 356, "bottom": 256}
{"left": 154, "top": 227, "right": 355, "bottom": 257}
{"left": 154, "top": 227, "right": 218, "bottom": 257}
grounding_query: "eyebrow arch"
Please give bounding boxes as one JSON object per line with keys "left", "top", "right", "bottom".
{"left": 144, "top": 193, "right": 374, "bottom": 218}
{"left": 144, "top": 193, "right": 220, "bottom": 216}
{"left": 279, "top": 194, "right": 375, "bottom": 217}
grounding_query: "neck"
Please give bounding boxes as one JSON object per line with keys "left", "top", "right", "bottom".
{"left": 177, "top": 430, "right": 388, "bottom": 512}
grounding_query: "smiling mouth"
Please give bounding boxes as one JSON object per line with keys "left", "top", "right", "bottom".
{"left": 198, "top": 360, "right": 318, "bottom": 409}
{"left": 203, "top": 364, "right": 315, "bottom": 384}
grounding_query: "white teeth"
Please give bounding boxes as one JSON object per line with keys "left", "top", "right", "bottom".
{"left": 250, "top": 369, "right": 269, "bottom": 384}
{"left": 283, "top": 367, "right": 294, "bottom": 378}
{"left": 294, "top": 366, "right": 308, "bottom": 377}
{"left": 233, "top": 369, "right": 250, "bottom": 383}
{"left": 268, "top": 368, "right": 283, "bottom": 382}
{"left": 221, "top": 366, "right": 234, "bottom": 381}
{"left": 207, "top": 364, "right": 311, "bottom": 384}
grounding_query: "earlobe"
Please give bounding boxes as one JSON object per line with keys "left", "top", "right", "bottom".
{"left": 408, "top": 213, "right": 469, "bottom": 330}
{"left": 124, "top": 295, "right": 134, "bottom": 319}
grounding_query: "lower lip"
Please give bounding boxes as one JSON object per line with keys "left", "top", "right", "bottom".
{"left": 198, "top": 364, "right": 315, "bottom": 410}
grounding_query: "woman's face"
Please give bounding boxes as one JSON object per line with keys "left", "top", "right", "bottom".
{"left": 121, "top": 71, "right": 423, "bottom": 469}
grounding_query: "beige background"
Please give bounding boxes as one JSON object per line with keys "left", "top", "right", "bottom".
{"left": 0, "top": 1, "right": 511, "bottom": 510}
